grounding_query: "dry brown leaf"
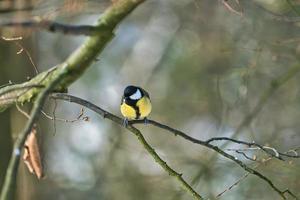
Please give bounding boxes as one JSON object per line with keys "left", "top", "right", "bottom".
{"left": 23, "top": 126, "right": 44, "bottom": 179}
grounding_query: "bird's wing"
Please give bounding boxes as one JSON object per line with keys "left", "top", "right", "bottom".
{"left": 141, "top": 88, "right": 150, "bottom": 99}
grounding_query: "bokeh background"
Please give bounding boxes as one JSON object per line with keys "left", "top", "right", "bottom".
{"left": 0, "top": 0, "right": 300, "bottom": 199}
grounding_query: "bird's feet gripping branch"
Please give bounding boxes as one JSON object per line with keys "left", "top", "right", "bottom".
{"left": 120, "top": 85, "right": 152, "bottom": 127}
{"left": 122, "top": 118, "right": 129, "bottom": 127}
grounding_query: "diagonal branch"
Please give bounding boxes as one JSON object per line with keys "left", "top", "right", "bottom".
{"left": 51, "top": 93, "right": 203, "bottom": 199}
{"left": 51, "top": 93, "right": 298, "bottom": 200}
{"left": 131, "top": 120, "right": 297, "bottom": 199}
{"left": 0, "top": 0, "right": 146, "bottom": 112}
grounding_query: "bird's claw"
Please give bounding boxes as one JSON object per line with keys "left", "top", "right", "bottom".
{"left": 144, "top": 117, "right": 149, "bottom": 125}
{"left": 123, "top": 118, "right": 129, "bottom": 127}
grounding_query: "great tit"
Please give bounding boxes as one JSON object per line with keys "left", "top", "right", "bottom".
{"left": 120, "top": 85, "right": 152, "bottom": 125}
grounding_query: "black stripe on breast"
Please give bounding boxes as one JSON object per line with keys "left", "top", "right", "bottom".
{"left": 134, "top": 105, "right": 140, "bottom": 119}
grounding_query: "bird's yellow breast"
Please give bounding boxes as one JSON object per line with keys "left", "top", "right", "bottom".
{"left": 120, "top": 96, "right": 152, "bottom": 120}
{"left": 137, "top": 96, "right": 152, "bottom": 119}
{"left": 120, "top": 102, "right": 137, "bottom": 119}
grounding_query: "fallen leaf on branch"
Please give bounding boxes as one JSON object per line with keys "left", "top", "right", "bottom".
{"left": 23, "top": 126, "right": 44, "bottom": 179}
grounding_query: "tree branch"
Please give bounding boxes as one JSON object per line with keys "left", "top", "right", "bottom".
{"left": 0, "top": 0, "right": 146, "bottom": 112}
{"left": 51, "top": 93, "right": 298, "bottom": 200}
{"left": 130, "top": 120, "right": 297, "bottom": 199}
{"left": 0, "top": 19, "right": 99, "bottom": 36}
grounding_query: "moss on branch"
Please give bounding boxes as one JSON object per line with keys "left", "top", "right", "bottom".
{"left": 0, "top": 0, "right": 145, "bottom": 112}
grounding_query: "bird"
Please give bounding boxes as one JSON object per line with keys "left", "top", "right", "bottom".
{"left": 120, "top": 85, "right": 152, "bottom": 126}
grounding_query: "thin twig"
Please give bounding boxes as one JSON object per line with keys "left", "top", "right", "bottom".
{"left": 216, "top": 172, "right": 250, "bottom": 198}
{"left": 15, "top": 104, "right": 30, "bottom": 119}
{"left": 235, "top": 150, "right": 257, "bottom": 161}
{"left": 1, "top": 36, "right": 23, "bottom": 41}
{"left": 206, "top": 137, "right": 300, "bottom": 159}
{"left": 1, "top": 36, "right": 38, "bottom": 74}
{"left": 0, "top": 19, "right": 100, "bottom": 36}
{"left": 15, "top": 42, "right": 39, "bottom": 74}
{"left": 216, "top": 157, "right": 272, "bottom": 198}
{"left": 0, "top": 81, "right": 14, "bottom": 89}
{"left": 221, "top": 0, "right": 243, "bottom": 16}
{"left": 41, "top": 107, "right": 87, "bottom": 123}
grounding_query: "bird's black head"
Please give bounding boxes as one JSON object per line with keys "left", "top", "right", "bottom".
{"left": 123, "top": 85, "right": 144, "bottom": 102}
{"left": 124, "top": 85, "right": 139, "bottom": 97}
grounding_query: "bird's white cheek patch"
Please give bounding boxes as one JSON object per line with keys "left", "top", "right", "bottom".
{"left": 130, "top": 89, "right": 142, "bottom": 100}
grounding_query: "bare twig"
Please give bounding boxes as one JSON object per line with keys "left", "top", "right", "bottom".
{"left": 206, "top": 137, "right": 300, "bottom": 159}
{"left": 221, "top": 0, "right": 243, "bottom": 16}
{"left": 15, "top": 104, "right": 30, "bottom": 119}
{"left": 235, "top": 150, "right": 257, "bottom": 161}
{"left": 51, "top": 93, "right": 298, "bottom": 200}
{"left": 1, "top": 36, "right": 38, "bottom": 74}
{"left": 41, "top": 107, "right": 87, "bottom": 123}
{"left": 0, "top": 19, "right": 100, "bottom": 36}
{"left": 216, "top": 172, "right": 250, "bottom": 198}
{"left": 0, "top": 81, "right": 14, "bottom": 89}
{"left": 216, "top": 157, "right": 272, "bottom": 198}
{"left": 1, "top": 36, "right": 23, "bottom": 41}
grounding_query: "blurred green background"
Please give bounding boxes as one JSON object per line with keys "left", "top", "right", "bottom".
{"left": 0, "top": 0, "right": 300, "bottom": 199}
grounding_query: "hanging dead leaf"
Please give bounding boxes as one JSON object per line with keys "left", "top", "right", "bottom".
{"left": 23, "top": 126, "right": 44, "bottom": 179}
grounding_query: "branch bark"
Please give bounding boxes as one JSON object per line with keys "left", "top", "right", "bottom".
{"left": 0, "top": 0, "right": 146, "bottom": 112}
